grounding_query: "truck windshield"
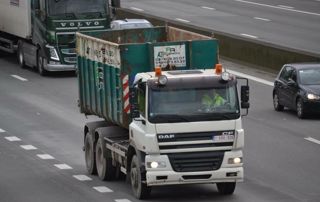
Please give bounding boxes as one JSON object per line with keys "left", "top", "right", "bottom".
{"left": 148, "top": 85, "right": 240, "bottom": 123}
{"left": 48, "top": 0, "right": 106, "bottom": 16}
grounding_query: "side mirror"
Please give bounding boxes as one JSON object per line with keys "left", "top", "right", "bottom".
{"left": 129, "top": 87, "right": 140, "bottom": 119}
{"left": 287, "top": 79, "right": 296, "bottom": 86}
{"left": 241, "top": 86, "right": 250, "bottom": 109}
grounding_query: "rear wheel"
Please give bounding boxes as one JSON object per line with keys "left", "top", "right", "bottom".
{"left": 296, "top": 98, "right": 306, "bottom": 119}
{"left": 95, "top": 138, "right": 116, "bottom": 180}
{"left": 273, "top": 93, "right": 284, "bottom": 111}
{"left": 216, "top": 182, "right": 236, "bottom": 195}
{"left": 17, "top": 41, "right": 26, "bottom": 68}
{"left": 84, "top": 134, "right": 97, "bottom": 175}
{"left": 130, "top": 155, "right": 151, "bottom": 199}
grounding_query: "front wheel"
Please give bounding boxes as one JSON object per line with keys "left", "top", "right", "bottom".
{"left": 216, "top": 182, "right": 236, "bottom": 195}
{"left": 95, "top": 138, "right": 116, "bottom": 180}
{"left": 17, "top": 41, "right": 26, "bottom": 69}
{"left": 296, "top": 98, "right": 306, "bottom": 119}
{"left": 84, "top": 134, "right": 97, "bottom": 175}
{"left": 273, "top": 93, "right": 284, "bottom": 111}
{"left": 130, "top": 155, "right": 151, "bottom": 199}
{"left": 37, "top": 52, "right": 48, "bottom": 76}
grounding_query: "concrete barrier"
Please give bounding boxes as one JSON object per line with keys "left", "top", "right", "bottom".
{"left": 116, "top": 8, "right": 320, "bottom": 71}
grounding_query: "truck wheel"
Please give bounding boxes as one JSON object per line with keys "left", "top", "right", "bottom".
{"left": 216, "top": 182, "right": 236, "bottom": 195}
{"left": 37, "top": 52, "right": 48, "bottom": 76}
{"left": 95, "top": 138, "right": 116, "bottom": 180}
{"left": 17, "top": 41, "right": 26, "bottom": 69}
{"left": 84, "top": 134, "right": 97, "bottom": 175}
{"left": 130, "top": 155, "right": 151, "bottom": 199}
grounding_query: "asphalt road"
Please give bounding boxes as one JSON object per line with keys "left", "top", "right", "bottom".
{"left": 0, "top": 52, "right": 320, "bottom": 202}
{"left": 121, "top": 0, "right": 320, "bottom": 55}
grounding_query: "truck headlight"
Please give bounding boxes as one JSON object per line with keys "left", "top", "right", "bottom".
{"left": 228, "top": 157, "right": 242, "bottom": 164}
{"left": 307, "top": 93, "right": 320, "bottom": 100}
{"left": 147, "top": 161, "right": 166, "bottom": 168}
{"left": 45, "top": 45, "right": 60, "bottom": 61}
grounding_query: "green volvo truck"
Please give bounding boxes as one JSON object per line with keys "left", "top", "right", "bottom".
{"left": 77, "top": 26, "right": 250, "bottom": 199}
{"left": 0, "top": 0, "right": 114, "bottom": 75}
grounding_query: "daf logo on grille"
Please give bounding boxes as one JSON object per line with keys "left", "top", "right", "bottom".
{"left": 158, "top": 134, "right": 175, "bottom": 139}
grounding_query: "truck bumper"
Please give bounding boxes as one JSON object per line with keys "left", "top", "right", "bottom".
{"left": 44, "top": 62, "right": 76, "bottom": 72}
{"left": 145, "top": 150, "right": 243, "bottom": 186}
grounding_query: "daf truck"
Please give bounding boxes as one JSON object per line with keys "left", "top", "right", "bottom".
{"left": 0, "top": 0, "right": 114, "bottom": 75}
{"left": 76, "top": 26, "right": 250, "bottom": 199}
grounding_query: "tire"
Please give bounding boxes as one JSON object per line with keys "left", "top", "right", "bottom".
{"left": 273, "top": 93, "right": 284, "bottom": 111}
{"left": 130, "top": 155, "right": 151, "bottom": 199}
{"left": 84, "top": 134, "right": 97, "bottom": 175}
{"left": 95, "top": 138, "right": 116, "bottom": 180}
{"left": 37, "top": 51, "right": 48, "bottom": 76}
{"left": 296, "top": 98, "right": 306, "bottom": 119}
{"left": 17, "top": 41, "right": 26, "bottom": 69}
{"left": 216, "top": 182, "right": 236, "bottom": 195}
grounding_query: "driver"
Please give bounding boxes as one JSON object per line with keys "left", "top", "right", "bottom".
{"left": 201, "top": 89, "right": 226, "bottom": 110}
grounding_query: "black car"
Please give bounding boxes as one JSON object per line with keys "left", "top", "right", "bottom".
{"left": 273, "top": 63, "right": 320, "bottom": 118}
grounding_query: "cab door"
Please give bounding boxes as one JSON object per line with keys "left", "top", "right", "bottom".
{"left": 275, "top": 66, "right": 293, "bottom": 106}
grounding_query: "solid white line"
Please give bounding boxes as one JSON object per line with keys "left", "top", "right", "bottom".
{"left": 20, "top": 145, "right": 37, "bottom": 150}
{"left": 130, "top": 7, "right": 144, "bottom": 12}
{"left": 5, "top": 136, "right": 21, "bottom": 141}
{"left": 254, "top": 17, "right": 271, "bottom": 21}
{"left": 305, "top": 137, "right": 320, "bottom": 145}
{"left": 240, "top": 33, "right": 258, "bottom": 39}
{"left": 73, "top": 175, "right": 92, "bottom": 181}
{"left": 11, "top": 75, "right": 28, "bottom": 81}
{"left": 175, "top": 18, "right": 190, "bottom": 23}
{"left": 93, "top": 186, "right": 113, "bottom": 193}
{"left": 54, "top": 164, "right": 73, "bottom": 170}
{"left": 235, "top": 0, "right": 320, "bottom": 16}
{"left": 227, "top": 69, "right": 274, "bottom": 86}
{"left": 37, "top": 154, "right": 55, "bottom": 160}
{"left": 277, "top": 5, "right": 294, "bottom": 9}
{"left": 0, "top": 128, "right": 5, "bottom": 133}
{"left": 201, "top": 6, "right": 216, "bottom": 10}
{"left": 115, "top": 199, "right": 132, "bottom": 202}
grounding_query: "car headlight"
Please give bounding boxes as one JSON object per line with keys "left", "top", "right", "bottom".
{"left": 307, "top": 93, "right": 320, "bottom": 100}
{"left": 45, "top": 45, "right": 60, "bottom": 61}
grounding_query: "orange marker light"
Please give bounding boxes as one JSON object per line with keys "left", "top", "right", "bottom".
{"left": 155, "top": 66, "right": 162, "bottom": 77}
{"left": 215, "top": 64, "right": 223, "bottom": 75}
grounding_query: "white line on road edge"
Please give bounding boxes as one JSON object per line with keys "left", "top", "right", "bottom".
{"left": 235, "top": 0, "right": 320, "bottom": 16}
{"left": 4, "top": 136, "right": 21, "bottom": 141}
{"left": 254, "top": 17, "right": 271, "bottom": 22}
{"left": 11, "top": 75, "right": 28, "bottom": 81}
{"left": 277, "top": 5, "right": 294, "bottom": 9}
{"left": 93, "top": 186, "right": 113, "bottom": 193}
{"left": 227, "top": 69, "right": 274, "bottom": 86}
{"left": 115, "top": 199, "right": 132, "bottom": 202}
{"left": 20, "top": 145, "right": 37, "bottom": 150}
{"left": 37, "top": 154, "right": 55, "bottom": 160}
{"left": 201, "top": 6, "right": 215, "bottom": 10}
{"left": 0, "top": 128, "right": 5, "bottom": 133}
{"left": 73, "top": 175, "right": 92, "bottom": 181}
{"left": 305, "top": 137, "right": 320, "bottom": 145}
{"left": 54, "top": 164, "right": 73, "bottom": 170}
{"left": 240, "top": 33, "right": 258, "bottom": 39}
{"left": 130, "top": 7, "right": 144, "bottom": 12}
{"left": 175, "top": 18, "right": 190, "bottom": 23}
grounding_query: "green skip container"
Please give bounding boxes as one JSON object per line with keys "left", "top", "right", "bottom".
{"left": 76, "top": 26, "right": 219, "bottom": 128}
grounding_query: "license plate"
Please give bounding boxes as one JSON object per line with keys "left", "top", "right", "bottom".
{"left": 213, "top": 135, "right": 235, "bottom": 142}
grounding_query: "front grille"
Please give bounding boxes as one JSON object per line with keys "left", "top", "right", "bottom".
{"left": 157, "top": 131, "right": 235, "bottom": 142}
{"left": 159, "top": 142, "right": 233, "bottom": 150}
{"left": 167, "top": 151, "right": 224, "bottom": 172}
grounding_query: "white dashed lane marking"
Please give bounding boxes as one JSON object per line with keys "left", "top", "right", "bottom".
{"left": 201, "top": 6, "right": 215, "bottom": 10}
{"left": 20, "top": 145, "right": 37, "bottom": 150}
{"left": 11, "top": 75, "right": 28, "bottom": 81}
{"left": 240, "top": 33, "right": 258, "bottom": 39}
{"left": 130, "top": 7, "right": 144, "bottom": 12}
{"left": 254, "top": 17, "right": 271, "bottom": 22}
{"left": 277, "top": 5, "right": 294, "bottom": 9}
{"left": 54, "top": 164, "right": 73, "bottom": 170}
{"left": 175, "top": 18, "right": 190, "bottom": 23}
{"left": 73, "top": 175, "right": 92, "bottom": 181}
{"left": 0, "top": 128, "right": 6, "bottom": 133}
{"left": 115, "top": 199, "right": 132, "bottom": 202}
{"left": 305, "top": 137, "right": 320, "bottom": 145}
{"left": 37, "top": 154, "right": 55, "bottom": 160}
{"left": 4, "top": 136, "right": 21, "bottom": 141}
{"left": 93, "top": 186, "right": 113, "bottom": 193}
